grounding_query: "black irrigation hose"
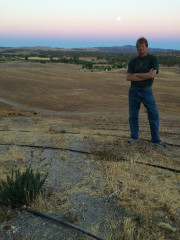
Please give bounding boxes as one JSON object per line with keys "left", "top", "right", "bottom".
{"left": 136, "top": 137, "right": 180, "bottom": 148}
{"left": 95, "top": 128, "right": 180, "bottom": 136}
{"left": 94, "top": 152, "right": 180, "bottom": 173}
{"left": 23, "top": 209, "right": 104, "bottom": 240}
{"left": 118, "top": 158, "right": 180, "bottom": 173}
{"left": 94, "top": 133, "right": 180, "bottom": 148}
{"left": 0, "top": 142, "right": 179, "bottom": 173}
{"left": 137, "top": 161, "right": 180, "bottom": 173}
{"left": 135, "top": 137, "right": 180, "bottom": 148}
{"left": 0, "top": 202, "right": 104, "bottom": 240}
{"left": 0, "top": 130, "right": 81, "bottom": 134}
{"left": 0, "top": 142, "right": 91, "bottom": 155}
{"left": 0, "top": 201, "right": 8, "bottom": 207}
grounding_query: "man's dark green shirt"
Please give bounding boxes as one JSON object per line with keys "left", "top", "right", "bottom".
{"left": 127, "top": 53, "right": 159, "bottom": 88}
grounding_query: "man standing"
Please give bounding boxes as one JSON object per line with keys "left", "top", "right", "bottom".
{"left": 126, "top": 37, "right": 165, "bottom": 147}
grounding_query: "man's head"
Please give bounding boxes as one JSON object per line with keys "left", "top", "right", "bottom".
{"left": 136, "top": 37, "right": 148, "bottom": 48}
{"left": 136, "top": 37, "right": 148, "bottom": 57}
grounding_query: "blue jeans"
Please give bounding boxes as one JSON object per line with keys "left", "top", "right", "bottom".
{"left": 129, "top": 85, "right": 161, "bottom": 143}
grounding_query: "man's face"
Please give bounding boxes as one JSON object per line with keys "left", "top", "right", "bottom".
{"left": 137, "top": 42, "right": 148, "bottom": 56}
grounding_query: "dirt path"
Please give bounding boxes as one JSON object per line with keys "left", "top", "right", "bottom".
{"left": 0, "top": 97, "right": 68, "bottom": 115}
{"left": 0, "top": 115, "right": 130, "bottom": 240}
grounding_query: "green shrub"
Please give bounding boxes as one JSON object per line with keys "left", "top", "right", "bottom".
{"left": 0, "top": 167, "right": 47, "bottom": 208}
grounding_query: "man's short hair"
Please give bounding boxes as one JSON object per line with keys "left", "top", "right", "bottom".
{"left": 136, "top": 37, "right": 148, "bottom": 47}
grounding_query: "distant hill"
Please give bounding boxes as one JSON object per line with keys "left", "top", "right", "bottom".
{"left": 80, "top": 45, "right": 180, "bottom": 53}
{"left": 0, "top": 45, "right": 179, "bottom": 54}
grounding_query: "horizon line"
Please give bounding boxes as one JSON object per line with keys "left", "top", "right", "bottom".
{"left": 0, "top": 45, "right": 180, "bottom": 51}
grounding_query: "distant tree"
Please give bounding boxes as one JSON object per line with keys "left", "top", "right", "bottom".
{"left": 25, "top": 55, "right": 28, "bottom": 61}
{"left": 40, "top": 60, "right": 47, "bottom": 64}
{"left": 82, "top": 62, "right": 93, "bottom": 69}
{"left": 105, "top": 66, "right": 111, "bottom": 71}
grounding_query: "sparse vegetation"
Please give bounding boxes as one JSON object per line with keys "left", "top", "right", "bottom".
{"left": 0, "top": 56, "right": 179, "bottom": 239}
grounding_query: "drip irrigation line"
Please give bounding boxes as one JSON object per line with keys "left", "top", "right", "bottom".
{"left": 0, "top": 142, "right": 179, "bottom": 173}
{"left": 0, "top": 130, "right": 80, "bottom": 134}
{"left": 0, "top": 130, "right": 31, "bottom": 133}
{"left": 93, "top": 133, "right": 180, "bottom": 148}
{"left": 1, "top": 128, "right": 180, "bottom": 137}
{"left": 0, "top": 142, "right": 91, "bottom": 155}
{"left": 94, "top": 152, "right": 180, "bottom": 173}
{"left": 63, "top": 131, "right": 80, "bottom": 135}
{"left": 136, "top": 161, "right": 180, "bottom": 173}
{"left": 94, "top": 128, "right": 180, "bottom": 136}
{"left": 23, "top": 209, "right": 104, "bottom": 240}
{"left": 138, "top": 138, "right": 180, "bottom": 148}
{"left": 0, "top": 202, "right": 104, "bottom": 240}
{"left": 94, "top": 133, "right": 128, "bottom": 138}
{"left": 118, "top": 158, "right": 180, "bottom": 173}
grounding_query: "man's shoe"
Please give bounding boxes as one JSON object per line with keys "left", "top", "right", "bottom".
{"left": 128, "top": 138, "right": 137, "bottom": 144}
{"left": 151, "top": 141, "right": 166, "bottom": 148}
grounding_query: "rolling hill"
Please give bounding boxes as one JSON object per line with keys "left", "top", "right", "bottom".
{"left": 0, "top": 45, "right": 180, "bottom": 54}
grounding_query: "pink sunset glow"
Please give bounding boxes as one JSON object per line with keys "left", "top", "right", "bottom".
{"left": 0, "top": 0, "right": 180, "bottom": 49}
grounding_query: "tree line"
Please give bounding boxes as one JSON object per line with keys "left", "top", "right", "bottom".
{"left": 0, "top": 51, "right": 179, "bottom": 68}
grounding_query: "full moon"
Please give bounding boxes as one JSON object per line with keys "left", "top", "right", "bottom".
{"left": 117, "top": 16, "right": 122, "bottom": 22}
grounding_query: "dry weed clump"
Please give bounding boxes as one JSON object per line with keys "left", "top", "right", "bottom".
{"left": 121, "top": 217, "right": 169, "bottom": 240}
{"left": 102, "top": 159, "right": 180, "bottom": 217}
{"left": 89, "top": 133, "right": 180, "bottom": 239}
{"left": 31, "top": 118, "right": 68, "bottom": 149}
{"left": 0, "top": 145, "right": 27, "bottom": 182}
{"left": 100, "top": 213, "right": 123, "bottom": 240}
{"left": 31, "top": 192, "right": 69, "bottom": 214}
{"left": 0, "top": 146, "right": 24, "bottom": 163}
{"left": 104, "top": 162, "right": 180, "bottom": 240}
{"left": 123, "top": 217, "right": 137, "bottom": 240}
{"left": 0, "top": 206, "right": 16, "bottom": 223}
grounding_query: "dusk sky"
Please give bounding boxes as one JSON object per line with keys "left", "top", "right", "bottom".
{"left": 1, "top": 0, "right": 180, "bottom": 49}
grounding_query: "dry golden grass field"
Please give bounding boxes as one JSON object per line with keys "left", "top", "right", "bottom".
{"left": 0, "top": 61, "right": 179, "bottom": 240}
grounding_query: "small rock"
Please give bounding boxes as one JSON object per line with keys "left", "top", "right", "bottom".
{"left": 175, "top": 182, "right": 180, "bottom": 187}
{"left": 12, "top": 226, "right": 19, "bottom": 234}
{"left": 60, "top": 129, "right": 66, "bottom": 134}
{"left": 154, "top": 215, "right": 162, "bottom": 222}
